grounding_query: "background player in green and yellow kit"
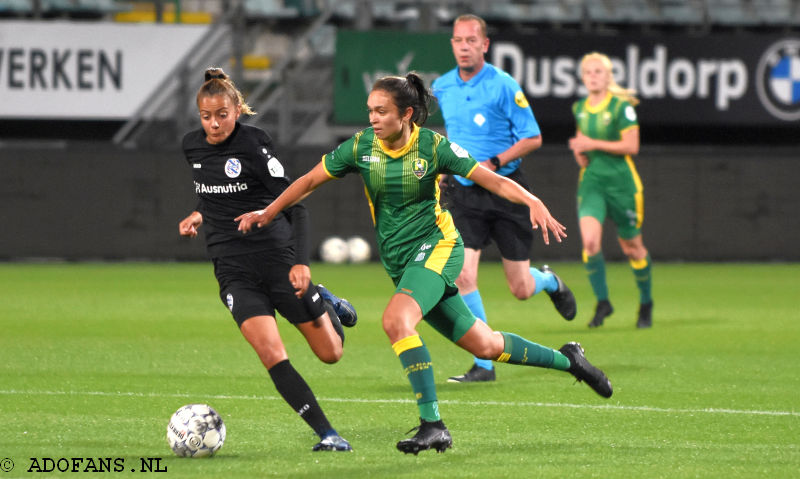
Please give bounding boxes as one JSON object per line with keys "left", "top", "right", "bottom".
{"left": 569, "top": 52, "right": 654, "bottom": 329}
{"left": 237, "top": 72, "right": 612, "bottom": 454}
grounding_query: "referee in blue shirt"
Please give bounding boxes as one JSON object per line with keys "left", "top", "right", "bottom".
{"left": 433, "top": 14, "right": 577, "bottom": 383}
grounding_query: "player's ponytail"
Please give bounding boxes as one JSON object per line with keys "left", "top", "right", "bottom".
{"left": 197, "top": 67, "right": 256, "bottom": 115}
{"left": 405, "top": 72, "right": 432, "bottom": 126}
{"left": 580, "top": 52, "right": 640, "bottom": 106}
{"left": 372, "top": 72, "right": 435, "bottom": 127}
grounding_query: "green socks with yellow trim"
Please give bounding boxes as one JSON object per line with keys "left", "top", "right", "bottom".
{"left": 497, "top": 332, "right": 570, "bottom": 371}
{"left": 393, "top": 335, "right": 440, "bottom": 422}
{"left": 584, "top": 251, "right": 609, "bottom": 302}
{"left": 630, "top": 254, "right": 653, "bottom": 305}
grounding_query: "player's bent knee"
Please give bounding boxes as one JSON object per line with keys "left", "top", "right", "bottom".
{"left": 315, "top": 348, "right": 341, "bottom": 364}
{"left": 382, "top": 314, "right": 407, "bottom": 342}
{"left": 462, "top": 330, "right": 503, "bottom": 360}
{"left": 473, "top": 342, "right": 502, "bottom": 360}
{"left": 455, "top": 273, "right": 478, "bottom": 291}
{"left": 621, "top": 244, "right": 646, "bottom": 260}
{"left": 308, "top": 336, "right": 342, "bottom": 364}
{"left": 583, "top": 241, "right": 602, "bottom": 256}
{"left": 509, "top": 284, "right": 532, "bottom": 300}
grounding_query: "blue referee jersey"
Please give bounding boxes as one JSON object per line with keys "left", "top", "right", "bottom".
{"left": 432, "top": 63, "right": 540, "bottom": 186}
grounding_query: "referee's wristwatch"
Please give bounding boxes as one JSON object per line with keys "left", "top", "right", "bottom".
{"left": 489, "top": 156, "right": 501, "bottom": 171}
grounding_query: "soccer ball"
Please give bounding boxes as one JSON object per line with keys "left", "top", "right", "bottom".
{"left": 166, "top": 404, "right": 226, "bottom": 458}
{"left": 319, "top": 236, "right": 349, "bottom": 264}
{"left": 347, "top": 236, "right": 371, "bottom": 263}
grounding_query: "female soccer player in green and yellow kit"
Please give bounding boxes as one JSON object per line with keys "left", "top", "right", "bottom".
{"left": 237, "top": 72, "right": 613, "bottom": 454}
{"left": 569, "top": 52, "right": 654, "bottom": 329}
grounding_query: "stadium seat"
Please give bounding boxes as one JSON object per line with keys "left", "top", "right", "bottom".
{"left": 76, "top": 0, "right": 130, "bottom": 15}
{"left": 528, "top": 0, "right": 583, "bottom": 25}
{"left": 658, "top": 0, "right": 706, "bottom": 27}
{"left": 587, "top": 0, "right": 662, "bottom": 25}
{"left": 40, "top": 0, "right": 75, "bottom": 13}
{"left": 244, "top": 0, "right": 299, "bottom": 19}
{"left": 0, "top": 0, "right": 33, "bottom": 15}
{"left": 751, "top": 0, "right": 796, "bottom": 26}
{"left": 113, "top": 0, "right": 213, "bottom": 23}
{"left": 705, "top": 0, "right": 758, "bottom": 27}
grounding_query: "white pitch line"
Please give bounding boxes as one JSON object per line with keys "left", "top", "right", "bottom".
{"left": 1, "top": 389, "right": 797, "bottom": 418}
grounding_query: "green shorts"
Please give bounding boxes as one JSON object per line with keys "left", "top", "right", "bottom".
{"left": 578, "top": 173, "right": 644, "bottom": 240}
{"left": 392, "top": 236, "right": 477, "bottom": 342}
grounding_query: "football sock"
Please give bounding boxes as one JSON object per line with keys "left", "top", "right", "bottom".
{"left": 268, "top": 359, "right": 336, "bottom": 439}
{"left": 461, "top": 290, "right": 493, "bottom": 371}
{"left": 583, "top": 251, "right": 609, "bottom": 301}
{"left": 496, "top": 332, "right": 570, "bottom": 371}
{"left": 630, "top": 254, "right": 653, "bottom": 304}
{"left": 530, "top": 267, "right": 558, "bottom": 295}
{"left": 393, "top": 335, "right": 440, "bottom": 422}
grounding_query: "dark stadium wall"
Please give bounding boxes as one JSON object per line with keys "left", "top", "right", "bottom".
{"left": 0, "top": 144, "right": 796, "bottom": 262}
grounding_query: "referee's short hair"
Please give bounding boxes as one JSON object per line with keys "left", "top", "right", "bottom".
{"left": 453, "top": 14, "right": 487, "bottom": 38}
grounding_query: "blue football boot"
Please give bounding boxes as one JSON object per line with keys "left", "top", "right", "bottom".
{"left": 317, "top": 284, "right": 357, "bottom": 327}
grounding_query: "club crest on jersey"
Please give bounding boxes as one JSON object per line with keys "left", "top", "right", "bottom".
{"left": 225, "top": 158, "right": 242, "bottom": 178}
{"left": 412, "top": 159, "right": 428, "bottom": 179}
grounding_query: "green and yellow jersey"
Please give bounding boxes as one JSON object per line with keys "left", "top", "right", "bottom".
{"left": 322, "top": 125, "right": 479, "bottom": 279}
{"left": 572, "top": 93, "right": 644, "bottom": 237}
{"left": 572, "top": 93, "right": 640, "bottom": 188}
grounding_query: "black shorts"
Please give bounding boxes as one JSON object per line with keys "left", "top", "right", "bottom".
{"left": 212, "top": 250, "right": 325, "bottom": 327}
{"left": 444, "top": 168, "right": 533, "bottom": 261}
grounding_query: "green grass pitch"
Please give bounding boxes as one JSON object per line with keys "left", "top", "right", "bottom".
{"left": 1, "top": 262, "right": 798, "bottom": 478}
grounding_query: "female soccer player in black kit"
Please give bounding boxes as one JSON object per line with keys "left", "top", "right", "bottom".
{"left": 178, "top": 68, "right": 356, "bottom": 452}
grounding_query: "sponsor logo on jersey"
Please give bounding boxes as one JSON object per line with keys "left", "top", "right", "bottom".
{"left": 449, "top": 142, "right": 469, "bottom": 158}
{"left": 514, "top": 90, "right": 530, "bottom": 108}
{"left": 226, "top": 293, "right": 234, "bottom": 311}
{"left": 756, "top": 38, "right": 800, "bottom": 121}
{"left": 473, "top": 113, "right": 486, "bottom": 127}
{"left": 225, "top": 158, "right": 242, "bottom": 178}
{"left": 412, "top": 159, "right": 428, "bottom": 179}
{"left": 194, "top": 181, "right": 249, "bottom": 194}
{"left": 419, "top": 243, "right": 432, "bottom": 251}
{"left": 193, "top": 163, "right": 201, "bottom": 169}
{"left": 361, "top": 155, "right": 381, "bottom": 163}
{"left": 267, "top": 157, "right": 284, "bottom": 177}
{"left": 625, "top": 105, "right": 637, "bottom": 122}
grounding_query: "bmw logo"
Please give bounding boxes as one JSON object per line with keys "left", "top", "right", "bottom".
{"left": 756, "top": 39, "right": 800, "bottom": 121}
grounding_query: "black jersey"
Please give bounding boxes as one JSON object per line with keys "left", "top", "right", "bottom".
{"left": 182, "top": 123, "right": 309, "bottom": 261}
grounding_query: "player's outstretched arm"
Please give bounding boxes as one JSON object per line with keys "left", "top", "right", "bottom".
{"left": 469, "top": 166, "right": 566, "bottom": 245}
{"left": 236, "top": 162, "right": 332, "bottom": 234}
